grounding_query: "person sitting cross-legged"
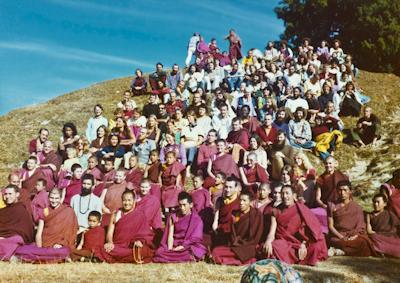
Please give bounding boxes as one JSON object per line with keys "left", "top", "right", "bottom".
{"left": 212, "top": 191, "right": 263, "bottom": 265}
{"left": 262, "top": 185, "right": 328, "bottom": 266}
{"left": 95, "top": 190, "right": 155, "bottom": 263}
{"left": 153, "top": 191, "right": 207, "bottom": 263}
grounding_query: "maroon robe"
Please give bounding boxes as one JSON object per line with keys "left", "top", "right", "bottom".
{"left": 205, "top": 154, "right": 240, "bottom": 189}
{"left": 227, "top": 129, "right": 250, "bottom": 150}
{"left": 153, "top": 212, "right": 207, "bottom": 263}
{"left": 242, "top": 117, "right": 260, "bottom": 135}
{"left": 269, "top": 202, "right": 328, "bottom": 265}
{"left": 63, "top": 179, "right": 82, "bottom": 206}
{"left": 20, "top": 168, "right": 47, "bottom": 214}
{"left": 161, "top": 161, "right": 185, "bottom": 208}
{"left": 0, "top": 202, "right": 34, "bottom": 261}
{"left": 212, "top": 207, "right": 263, "bottom": 265}
{"left": 95, "top": 208, "right": 154, "bottom": 263}
{"left": 147, "top": 161, "right": 161, "bottom": 184}
{"left": 104, "top": 181, "right": 132, "bottom": 213}
{"left": 136, "top": 193, "right": 163, "bottom": 245}
{"left": 70, "top": 226, "right": 106, "bottom": 261}
{"left": 369, "top": 210, "right": 400, "bottom": 257}
{"left": 328, "top": 201, "right": 375, "bottom": 257}
{"left": 316, "top": 170, "right": 349, "bottom": 205}
{"left": 242, "top": 164, "right": 269, "bottom": 193}
{"left": 0, "top": 202, "right": 34, "bottom": 243}
{"left": 191, "top": 188, "right": 213, "bottom": 232}
{"left": 383, "top": 183, "right": 400, "bottom": 218}
{"left": 126, "top": 167, "right": 144, "bottom": 189}
{"left": 84, "top": 167, "right": 103, "bottom": 182}
{"left": 255, "top": 126, "right": 278, "bottom": 145}
{"left": 214, "top": 196, "right": 241, "bottom": 247}
{"left": 41, "top": 151, "right": 62, "bottom": 189}
{"left": 196, "top": 143, "right": 218, "bottom": 171}
{"left": 31, "top": 190, "right": 49, "bottom": 224}
{"left": 102, "top": 170, "right": 116, "bottom": 187}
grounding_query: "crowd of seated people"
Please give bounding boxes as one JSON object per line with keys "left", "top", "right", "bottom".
{"left": 1, "top": 30, "right": 396, "bottom": 267}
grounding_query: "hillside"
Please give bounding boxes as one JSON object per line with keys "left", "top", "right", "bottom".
{"left": 1, "top": 71, "right": 400, "bottom": 206}
{"left": 1, "top": 71, "right": 400, "bottom": 281}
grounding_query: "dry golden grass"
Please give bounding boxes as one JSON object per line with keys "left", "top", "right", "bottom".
{"left": 1, "top": 71, "right": 400, "bottom": 282}
{"left": 1, "top": 256, "right": 400, "bottom": 283}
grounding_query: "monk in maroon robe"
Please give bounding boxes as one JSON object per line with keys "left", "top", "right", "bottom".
{"left": 153, "top": 192, "right": 207, "bottom": 263}
{"left": 101, "top": 170, "right": 134, "bottom": 215}
{"left": 205, "top": 140, "right": 240, "bottom": 188}
{"left": 328, "top": 180, "right": 376, "bottom": 257}
{"left": 15, "top": 188, "right": 78, "bottom": 263}
{"left": 226, "top": 118, "right": 250, "bottom": 163}
{"left": 135, "top": 179, "right": 163, "bottom": 246}
{"left": 62, "top": 164, "right": 83, "bottom": 206}
{"left": 367, "top": 193, "right": 400, "bottom": 257}
{"left": 252, "top": 183, "right": 273, "bottom": 242}
{"left": 212, "top": 177, "right": 241, "bottom": 247}
{"left": 213, "top": 191, "right": 263, "bottom": 265}
{"left": 71, "top": 211, "right": 105, "bottom": 261}
{"left": 316, "top": 156, "right": 349, "bottom": 208}
{"left": 31, "top": 179, "right": 49, "bottom": 224}
{"left": 20, "top": 157, "right": 47, "bottom": 204}
{"left": 125, "top": 155, "right": 144, "bottom": 189}
{"left": 84, "top": 157, "right": 104, "bottom": 182}
{"left": 196, "top": 130, "right": 218, "bottom": 173}
{"left": 95, "top": 190, "right": 154, "bottom": 263}
{"left": 160, "top": 152, "right": 185, "bottom": 209}
{"left": 380, "top": 170, "right": 400, "bottom": 218}
{"left": 240, "top": 152, "right": 269, "bottom": 193}
{"left": 190, "top": 175, "right": 213, "bottom": 233}
{"left": 0, "top": 185, "right": 34, "bottom": 261}
{"left": 39, "top": 141, "right": 62, "bottom": 190}
{"left": 263, "top": 185, "right": 328, "bottom": 266}
{"left": 255, "top": 114, "right": 278, "bottom": 147}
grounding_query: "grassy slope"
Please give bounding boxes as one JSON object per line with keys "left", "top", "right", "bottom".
{"left": 0, "top": 71, "right": 400, "bottom": 282}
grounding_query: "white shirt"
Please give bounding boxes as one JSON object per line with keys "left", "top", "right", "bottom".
{"left": 212, "top": 114, "right": 233, "bottom": 139}
{"left": 285, "top": 98, "right": 309, "bottom": 114}
{"left": 71, "top": 193, "right": 102, "bottom": 233}
{"left": 85, "top": 116, "right": 108, "bottom": 142}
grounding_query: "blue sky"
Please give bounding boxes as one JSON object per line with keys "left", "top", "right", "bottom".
{"left": 0, "top": 0, "right": 284, "bottom": 115}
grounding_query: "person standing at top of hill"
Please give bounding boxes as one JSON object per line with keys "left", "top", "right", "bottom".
{"left": 85, "top": 104, "right": 108, "bottom": 143}
{"left": 225, "top": 29, "right": 242, "bottom": 61}
{"left": 28, "top": 128, "right": 49, "bottom": 157}
{"left": 185, "top": 32, "right": 200, "bottom": 68}
{"left": 149, "top": 62, "right": 167, "bottom": 90}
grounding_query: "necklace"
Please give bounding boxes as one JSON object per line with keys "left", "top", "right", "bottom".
{"left": 79, "top": 194, "right": 92, "bottom": 214}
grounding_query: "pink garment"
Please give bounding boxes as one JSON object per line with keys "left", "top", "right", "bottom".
{"left": 15, "top": 243, "right": 70, "bottom": 263}
{"left": 0, "top": 235, "right": 24, "bottom": 261}
{"left": 31, "top": 190, "right": 49, "bottom": 224}
{"left": 153, "top": 212, "right": 207, "bottom": 263}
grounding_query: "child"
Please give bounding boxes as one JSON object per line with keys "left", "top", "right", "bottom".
{"left": 62, "top": 164, "right": 83, "bottom": 206}
{"left": 209, "top": 172, "right": 226, "bottom": 207}
{"left": 144, "top": 149, "right": 162, "bottom": 184}
{"left": 159, "top": 151, "right": 185, "bottom": 210}
{"left": 190, "top": 174, "right": 213, "bottom": 232}
{"left": 84, "top": 156, "right": 103, "bottom": 182}
{"left": 102, "top": 157, "right": 116, "bottom": 187}
{"left": 71, "top": 211, "right": 106, "bottom": 262}
{"left": 31, "top": 178, "right": 50, "bottom": 224}
{"left": 253, "top": 182, "right": 272, "bottom": 213}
